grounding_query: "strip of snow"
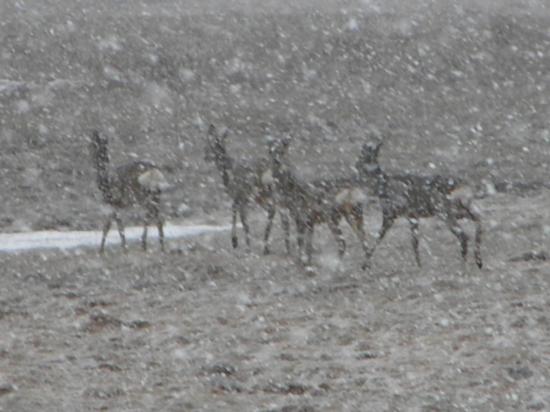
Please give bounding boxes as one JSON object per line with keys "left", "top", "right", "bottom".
{"left": 0, "top": 223, "right": 230, "bottom": 253}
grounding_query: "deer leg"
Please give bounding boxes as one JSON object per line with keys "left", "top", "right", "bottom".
{"left": 231, "top": 202, "right": 238, "bottom": 248}
{"left": 408, "top": 218, "right": 422, "bottom": 267}
{"left": 377, "top": 214, "right": 395, "bottom": 243}
{"left": 157, "top": 217, "right": 165, "bottom": 252}
{"left": 304, "top": 221, "right": 315, "bottom": 266}
{"left": 142, "top": 223, "right": 149, "bottom": 251}
{"left": 445, "top": 215, "right": 469, "bottom": 263}
{"left": 99, "top": 214, "right": 113, "bottom": 254}
{"left": 142, "top": 208, "right": 151, "bottom": 252}
{"left": 294, "top": 217, "right": 306, "bottom": 260}
{"left": 150, "top": 197, "right": 165, "bottom": 252}
{"left": 263, "top": 204, "right": 276, "bottom": 255}
{"left": 114, "top": 213, "right": 127, "bottom": 252}
{"left": 345, "top": 206, "right": 371, "bottom": 270}
{"left": 328, "top": 214, "right": 346, "bottom": 258}
{"left": 369, "top": 213, "right": 396, "bottom": 258}
{"left": 465, "top": 206, "right": 483, "bottom": 268}
{"left": 239, "top": 205, "right": 251, "bottom": 249}
{"left": 280, "top": 210, "right": 291, "bottom": 254}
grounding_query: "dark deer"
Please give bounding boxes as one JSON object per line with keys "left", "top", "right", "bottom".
{"left": 269, "top": 136, "right": 370, "bottom": 268}
{"left": 204, "top": 124, "right": 290, "bottom": 254}
{"left": 356, "top": 141, "right": 482, "bottom": 268}
{"left": 89, "top": 130, "right": 168, "bottom": 253}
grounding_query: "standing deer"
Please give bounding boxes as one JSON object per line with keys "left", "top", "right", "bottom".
{"left": 89, "top": 130, "right": 169, "bottom": 253}
{"left": 355, "top": 140, "right": 482, "bottom": 268}
{"left": 269, "top": 136, "right": 370, "bottom": 269}
{"left": 204, "top": 124, "right": 290, "bottom": 255}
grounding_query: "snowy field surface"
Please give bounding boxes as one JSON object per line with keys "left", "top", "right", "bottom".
{"left": 0, "top": 224, "right": 230, "bottom": 253}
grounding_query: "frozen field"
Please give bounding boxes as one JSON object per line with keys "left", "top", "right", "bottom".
{"left": 1, "top": 192, "right": 550, "bottom": 411}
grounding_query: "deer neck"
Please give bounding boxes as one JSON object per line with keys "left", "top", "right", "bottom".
{"left": 93, "top": 145, "right": 113, "bottom": 201}
{"left": 359, "top": 161, "right": 387, "bottom": 192}
{"left": 214, "top": 146, "right": 233, "bottom": 188}
{"left": 272, "top": 157, "right": 297, "bottom": 195}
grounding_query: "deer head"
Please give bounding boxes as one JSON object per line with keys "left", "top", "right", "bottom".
{"left": 90, "top": 129, "right": 106, "bottom": 150}
{"left": 204, "top": 124, "right": 229, "bottom": 164}
{"left": 268, "top": 135, "right": 292, "bottom": 168}
{"left": 359, "top": 141, "right": 383, "bottom": 166}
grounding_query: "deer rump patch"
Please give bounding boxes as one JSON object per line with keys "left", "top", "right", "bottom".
{"left": 334, "top": 187, "right": 367, "bottom": 206}
{"left": 138, "top": 169, "right": 169, "bottom": 191}
{"left": 260, "top": 169, "right": 274, "bottom": 186}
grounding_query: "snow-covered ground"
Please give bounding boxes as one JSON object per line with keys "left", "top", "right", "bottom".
{"left": 0, "top": 223, "right": 230, "bottom": 253}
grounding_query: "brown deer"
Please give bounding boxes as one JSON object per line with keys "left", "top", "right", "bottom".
{"left": 204, "top": 124, "right": 290, "bottom": 254}
{"left": 355, "top": 140, "right": 482, "bottom": 268}
{"left": 269, "top": 136, "right": 370, "bottom": 269}
{"left": 89, "top": 130, "right": 169, "bottom": 253}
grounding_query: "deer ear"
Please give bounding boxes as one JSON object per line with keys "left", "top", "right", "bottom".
{"left": 221, "top": 128, "right": 230, "bottom": 140}
{"left": 91, "top": 130, "right": 107, "bottom": 145}
{"left": 361, "top": 142, "right": 374, "bottom": 155}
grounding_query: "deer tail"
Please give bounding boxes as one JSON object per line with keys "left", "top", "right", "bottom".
{"left": 335, "top": 187, "right": 368, "bottom": 207}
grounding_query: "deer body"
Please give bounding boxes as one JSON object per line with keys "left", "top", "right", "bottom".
{"left": 90, "top": 131, "right": 167, "bottom": 253}
{"left": 269, "top": 137, "right": 370, "bottom": 268}
{"left": 205, "top": 125, "right": 290, "bottom": 254}
{"left": 356, "top": 141, "right": 482, "bottom": 268}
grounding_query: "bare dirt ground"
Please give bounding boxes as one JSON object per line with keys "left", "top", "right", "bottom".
{"left": 2, "top": 0, "right": 550, "bottom": 410}
{"left": 1, "top": 192, "right": 550, "bottom": 411}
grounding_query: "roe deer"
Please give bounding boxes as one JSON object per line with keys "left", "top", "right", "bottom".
{"left": 356, "top": 140, "right": 482, "bottom": 268}
{"left": 89, "top": 130, "right": 169, "bottom": 253}
{"left": 269, "top": 136, "right": 370, "bottom": 269}
{"left": 204, "top": 124, "right": 290, "bottom": 254}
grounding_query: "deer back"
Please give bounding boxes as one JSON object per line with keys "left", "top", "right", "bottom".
{"left": 108, "top": 161, "right": 164, "bottom": 207}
